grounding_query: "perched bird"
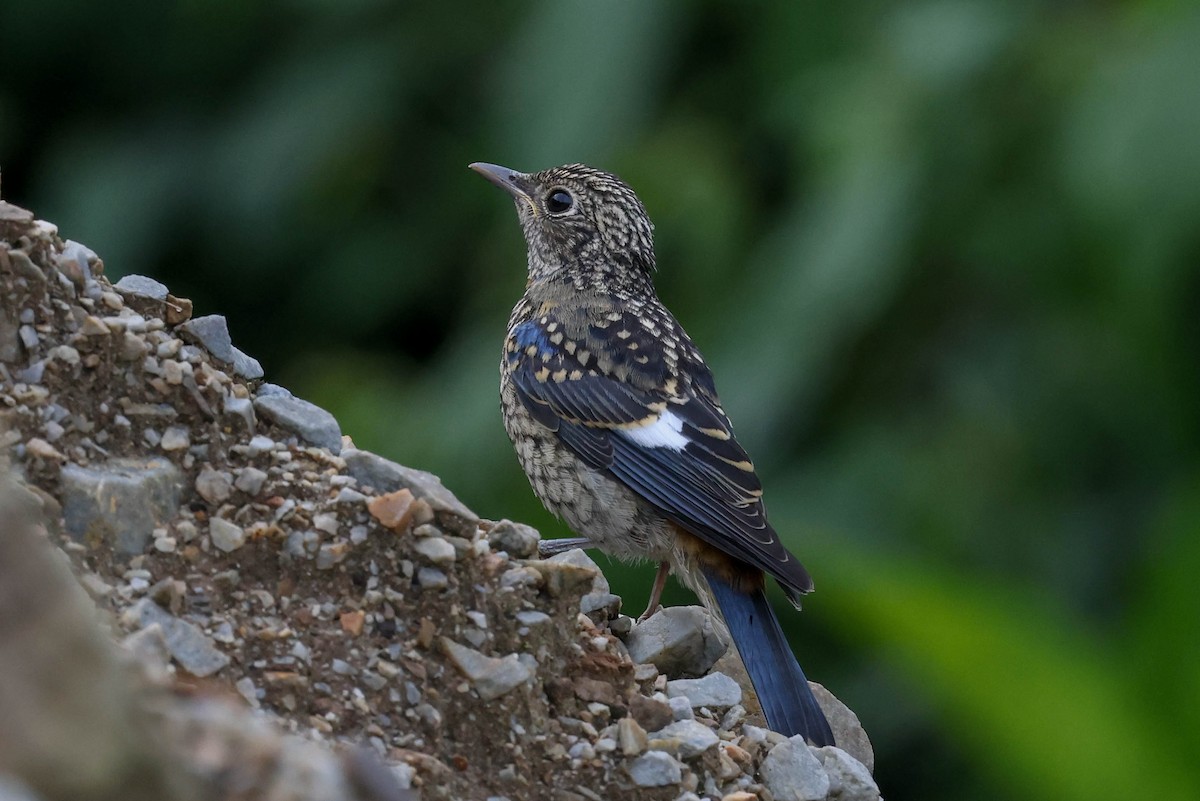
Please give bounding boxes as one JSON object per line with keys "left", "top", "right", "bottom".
{"left": 472, "top": 161, "right": 834, "bottom": 746}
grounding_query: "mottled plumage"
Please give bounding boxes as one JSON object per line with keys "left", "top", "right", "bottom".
{"left": 473, "top": 161, "right": 834, "bottom": 745}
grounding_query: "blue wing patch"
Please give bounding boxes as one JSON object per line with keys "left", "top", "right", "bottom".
{"left": 513, "top": 320, "right": 551, "bottom": 351}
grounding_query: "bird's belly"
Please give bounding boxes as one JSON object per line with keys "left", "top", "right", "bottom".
{"left": 500, "top": 378, "right": 675, "bottom": 562}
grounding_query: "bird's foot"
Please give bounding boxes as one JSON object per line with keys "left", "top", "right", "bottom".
{"left": 636, "top": 561, "right": 672, "bottom": 623}
{"left": 536, "top": 537, "right": 593, "bottom": 558}
{"left": 636, "top": 603, "right": 661, "bottom": 623}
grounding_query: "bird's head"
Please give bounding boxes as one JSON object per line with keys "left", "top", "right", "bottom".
{"left": 470, "top": 162, "right": 656, "bottom": 285}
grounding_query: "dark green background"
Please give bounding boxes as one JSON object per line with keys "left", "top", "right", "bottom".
{"left": 3, "top": 2, "right": 1199, "bottom": 799}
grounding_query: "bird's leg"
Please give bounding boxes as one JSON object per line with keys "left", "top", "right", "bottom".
{"left": 536, "top": 537, "right": 594, "bottom": 557}
{"left": 638, "top": 561, "right": 672, "bottom": 622}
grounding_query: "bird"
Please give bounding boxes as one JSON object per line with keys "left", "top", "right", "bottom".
{"left": 471, "top": 161, "right": 835, "bottom": 746}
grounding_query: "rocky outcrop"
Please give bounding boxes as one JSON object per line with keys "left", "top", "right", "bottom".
{"left": 0, "top": 200, "right": 879, "bottom": 801}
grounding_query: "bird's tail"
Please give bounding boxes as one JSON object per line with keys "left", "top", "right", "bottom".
{"left": 703, "top": 568, "right": 835, "bottom": 746}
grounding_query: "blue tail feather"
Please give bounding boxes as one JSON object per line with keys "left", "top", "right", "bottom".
{"left": 704, "top": 569, "right": 835, "bottom": 746}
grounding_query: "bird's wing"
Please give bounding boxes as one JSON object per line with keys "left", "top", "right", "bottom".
{"left": 506, "top": 311, "right": 812, "bottom": 596}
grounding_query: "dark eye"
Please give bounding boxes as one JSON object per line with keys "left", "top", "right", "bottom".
{"left": 545, "top": 189, "right": 573, "bottom": 214}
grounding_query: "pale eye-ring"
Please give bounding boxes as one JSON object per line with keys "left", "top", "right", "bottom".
{"left": 545, "top": 188, "right": 574, "bottom": 215}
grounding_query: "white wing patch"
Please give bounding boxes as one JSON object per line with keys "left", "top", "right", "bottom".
{"left": 621, "top": 409, "right": 688, "bottom": 451}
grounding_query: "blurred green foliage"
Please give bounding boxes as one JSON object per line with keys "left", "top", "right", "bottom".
{"left": 3, "top": 2, "right": 1199, "bottom": 799}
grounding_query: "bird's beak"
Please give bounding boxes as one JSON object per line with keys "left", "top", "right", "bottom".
{"left": 469, "top": 162, "right": 534, "bottom": 204}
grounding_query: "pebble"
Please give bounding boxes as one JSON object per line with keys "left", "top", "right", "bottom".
{"left": 159, "top": 426, "right": 190, "bottom": 451}
{"left": 316, "top": 542, "right": 349, "bottom": 569}
{"left": 626, "top": 606, "right": 726, "bottom": 677}
{"left": 761, "top": 736, "right": 830, "bottom": 801}
{"left": 124, "top": 598, "right": 230, "bottom": 677}
{"left": 811, "top": 682, "right": 875, "bottom": 772}
{"left": 195, "top": 466, "right": 233, "bottom": 504}
{"left": 336, "top": 487, "right": 368, "bottom": 505}
{"left": 223, "top": 394, "right": 255, "bottom": 428}
{"left": 626, "top": 751, "right": 682, "bottom": 788}
{"left": 618, "top": 716, "right": 649, "bottom": 756}
{"left": 61, "top": 458, "right": 183, "bottom": 555}
{"left": 666, "top": 672, "right": 742, "bottom": 710}
{"left": 114, "top": 274, "right": 169, "bottom": 300}
{"left": 417, "top": 567, "right": 448, "bottom": 589}
{"left": 253, "top": 383, "right": 343, "bottom": 454}
{"left": 486, "top": 519, "right": 540, "bottom": 558}
{"left": 235, "top": 677, "right": 260, "bottom": 707}
{"left": 440, "top": 638, "right": 534, "bottom": 701}
{"left": 24, "top": 437, "right": 64, "bottom": 461}
{"left": 668, "top": 695, "right": 695, "bottom": 721}
{"left": 246, "top": 434, "right": 276, "bottom": 455}
{"left": 650, "top": 720, "right": 719, "bottom": 759}
{"left": 209, "top": 517, "right": 247, "bottom": 552}
{"left": 178, "top": 314, "right": 236, "bottom": 362}
{"left": 414, "top": 536, "right": 456, "bottom": 566}
{"left": 367, "top": 488, "right": 415, "bottom": 532}
{"left": 234, "top": 466, "right": 269, "bottom": 496}
{"left": 814, "top": 746, "right": 880, "bottom": 801}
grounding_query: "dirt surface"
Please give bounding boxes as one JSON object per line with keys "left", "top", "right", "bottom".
{"left": 0, "top": 200, "right": 877, "bottom": 801}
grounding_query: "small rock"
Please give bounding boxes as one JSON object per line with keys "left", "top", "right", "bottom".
{"left": 626, "top": 751, "right": 682, "bottom": 788}
{"left": 649, "top": 719, "right": 719, "bottom": 759}
{"left": 526, "top": 556, "right": 601, "bottom": 599}
{"left": 246, "top": 434, "right": 276, "bottom": 455}
{"left": 209, "top": 517, "right": 246, "bottom": 552}
{"left": 24, "top": 437, "right": 64, "bottom": 461}
{"left": 194, "top": 466, "right": 233, "bottom": 504}
{"left": 235, "top": 677, "right": 259, "bottom": 706}
{"left": 367, "top": 488, "right": 415, "bottom": 532}
{"left": 337, "top": 487, "right": 368, "bottom": 506}
{"left": 486, "top": 519, "right": 540, "bottom": 558}
{"left": 178, "top": 314, "right": 236, "bottom": 361}
{"left": 812, "top": 682, "right": 875, "bottom": 773}
{"left": 234, "top": 466, "right": 269, "bottom": 496}
{"left": 761, "top": 736, "right": 830, "bottom": 801}
{"left": 666, "top": 672, "right": 742, "bottom": 709}
{"left": 417, "top": 567, "right": 449, "bottom": 589}
{"left": 580, "top": 591, "right": 622, "bottom": 620}
{"left": 253, "top": 384, "right": 342, "bottom": 453}
{"left": 61, "top": 458, "right": 183, "bottom": 555}
{"left": 114, "top": 274, "right": 169, "bottom": 300}
{"left": 223, "top": 394, "right": 255, "bottom": 428}
{"left": 629, "top": 693, "right": 675, "bottom": 732}
{"left": 814, "top": 746, "right": 880, "bottom": 801}
{"left": 308, "top": 514, "right": 337, "bottom": 538}
{"left": 230, "top": 347, "right": 263, "bottom": 379}
{"left": 121, "top": 623, "right": 172, "bottom": 673}
{"left": 340, "top": 610, "right": 366, "bottom": 636}
{"left": 546, "top": 548, "right": 609, "bottom": 592}
{"left": 414, "top": 536, "right": 456, "bottom": 566}
{"left": 668, "top": 695, "right": 695, "bottom": 721}
{"left": 515, "top": 610, "right": 550, "bottom": 626}
{"left": 618, "top": 716, "right": 649, "bottom": 756}
{"left": 316, "top": 541, "right": 349, "bottom": 569}
{"left": 124, "top": 598, "right": 230, "bottom": 677}
{"left": 164, "top": 295, "right": 193, "bottom": 326}
{"left": 76, "top": 316, "right": 109, "bottom": 338}
{"left": 440, "top": 638, "right": 534, "bottom": 701}
{"left": 626, "top": 606, "right": 726, "bottom": 677}
{"left": 159, "top": 426, "right": 190, "bottom": 451}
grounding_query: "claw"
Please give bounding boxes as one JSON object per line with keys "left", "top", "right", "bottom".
{"left": 536, "top": 537, "right": 593, "bottom": 557}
